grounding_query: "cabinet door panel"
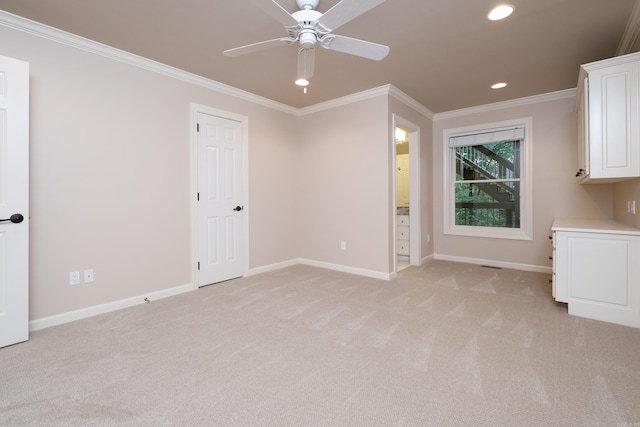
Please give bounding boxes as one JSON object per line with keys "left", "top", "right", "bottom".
{"left": 587, "top": 61, "right": 640, "bottom": 180}
{"left": 567, "top": 235, "right": 629, "bottom": 305}
{"left": 559, "top": 231, "right": 640, "bottom": 327}
{"left": 602, "top": 72, "right": 632, "bottom": 169}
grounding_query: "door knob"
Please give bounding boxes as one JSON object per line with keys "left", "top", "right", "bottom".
{"left": 233, "top": 206, "right": 244, "bottom": 212}
{"left": 0, "top": 213, "right": 24, "bottom": 224}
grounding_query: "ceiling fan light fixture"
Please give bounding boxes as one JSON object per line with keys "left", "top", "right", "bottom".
{"left": 491, "top": 82, "right": 508, "bottom": 89}
{"left": 299, "top": 31, "right": 317, "bottom": 49}
{"left": 295, "top": 78, "right": 310, "bottom": 87}
{"left": 487, "top": 4, "right": 514, "bottom": 21}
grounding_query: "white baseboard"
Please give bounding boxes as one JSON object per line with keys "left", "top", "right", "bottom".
{"left": 30, "top": 258, "right": 391, "bottom": 332}
{"left": 247, "top": 259, "right": 300, "bottom": 276}
{"left": 30, "top": 255, "right": 548, "bottom": 332}
{"left": 434, "top": 253, "right": 552, "bottom": 274}
{"left": 29, "top": 283, "right": 194, "bottom": 332}
{"left": 421, "top": 254, "right": 435, "bottom": 264}
{"left": 250, "top": 258, "right": 393, "bottom": 280}
{"left": 298, "top": 258, "right": 393, "bottom": 280}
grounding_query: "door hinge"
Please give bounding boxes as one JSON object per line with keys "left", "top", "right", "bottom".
{"left": 197, "top": 262, "right": 200, "bottom": 270}
{"left": 197, "top": 123, "right": 200, "bottom": 132}
{"left": 197, "top": 192, "right": 200, "bottom": 201}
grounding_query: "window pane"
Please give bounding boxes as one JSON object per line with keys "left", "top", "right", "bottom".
{"left": 455, "top": 181, "right": 520, "bottom": 228}
{"left": 455, "top": 140, "right": 520, "bottom": 181}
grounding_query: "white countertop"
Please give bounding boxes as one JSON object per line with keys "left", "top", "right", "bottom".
{"left": 552, "top": 218, "right": 640, "bottom": 235}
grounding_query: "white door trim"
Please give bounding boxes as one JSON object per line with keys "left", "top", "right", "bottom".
{"left": 392, "top": 114, "right": 421, "bottom": 272}
{"left": 190, "top": 103, "right": 249, "bottom": 288}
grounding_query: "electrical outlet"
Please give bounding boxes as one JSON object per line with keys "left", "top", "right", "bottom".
{"left": 340, "top": 241, "right": 346, "bottom": 251}
{"left": 84, "top": 269, "right": 94, "bottom": 283}
{"left": 69, "top": 271, "right": 80, "bottom": 286}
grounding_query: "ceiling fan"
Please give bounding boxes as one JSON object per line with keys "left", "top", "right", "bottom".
{"left": 223, "top": 0, "right": 389, "bottom": 85}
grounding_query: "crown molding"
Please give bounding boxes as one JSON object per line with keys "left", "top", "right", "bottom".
{"left": 433, "top": 88, "right": 577, "bottom": 120}
{"left": 297, "top": 85, "right": 391, "bottom": 116}
{"left": 388, "top": 85, "right": 435, "bottom": 119}
{"left": 616, "top": 0, "right": 640, "bottom": 56}
{"left": 2, "top": 10, "right": 567, "bottom": 122}
{"left": 1, "top": 10, "right": 434, "bottom": 119}
{"left": 0, "top": 11, "right": 299, "bottom": 116}
{"left": 297, "top": 84, "right": 433, "bottom": 119}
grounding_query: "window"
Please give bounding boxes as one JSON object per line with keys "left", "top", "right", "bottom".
{"left": 443, "top": 118, "right": 533, "bottom": 240}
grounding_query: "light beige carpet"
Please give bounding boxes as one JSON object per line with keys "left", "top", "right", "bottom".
{"left": 1, "top": 260, "right": 639, "bottom": 426}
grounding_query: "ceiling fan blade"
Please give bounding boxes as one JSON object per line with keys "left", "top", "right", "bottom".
{"left": 297, "top": 47, "right": 315, "bottom": 80}
{"left": 223, "top": 38, "right": 294, "bottom": 57}
{"left": 320, "top": 35, "right": 389, "bottom": 61}
{"left": 255, "top": 0, "right": 299, "bottom": 27}
{"left": 317, "top": 0, "right": 386, "bottom": 32}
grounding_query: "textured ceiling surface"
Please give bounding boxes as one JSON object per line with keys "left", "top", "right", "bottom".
{"left": 0, "top": 0, "right": 637, "bottom": 112}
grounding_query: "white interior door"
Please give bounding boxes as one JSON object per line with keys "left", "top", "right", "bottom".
{"left": 197, "top": 112, "right": 244, "bottom": 286}
{"left": 0, "top": 55, "right": 30, "bottom": 348}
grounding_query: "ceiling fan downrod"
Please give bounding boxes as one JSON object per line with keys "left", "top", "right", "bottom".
{"left": 296, "top": 0, "right": 320, "bottom": 10}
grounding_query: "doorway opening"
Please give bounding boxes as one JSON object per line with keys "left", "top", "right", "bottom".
{"left": 393, "top": 115, "right": 421, "bottom": 274}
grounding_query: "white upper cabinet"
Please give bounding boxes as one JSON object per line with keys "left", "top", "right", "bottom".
{"left": 576, "top": 52, "right": 640, "bottom": 183}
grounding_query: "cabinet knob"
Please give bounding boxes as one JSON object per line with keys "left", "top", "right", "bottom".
{"left": 549, "top": 256, "right": 553, "bottom": 260}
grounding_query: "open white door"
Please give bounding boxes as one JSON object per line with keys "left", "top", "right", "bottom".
{"left": 197, "top": 112, "right": 245, "bottom": 286}
{"left": 0, "top": 55, "right": 29, "bottom": 348}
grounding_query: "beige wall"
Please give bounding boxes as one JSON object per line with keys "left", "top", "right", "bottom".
{"left": 432, "top": 94, "right": 614, "bottom": 270}
{"left": 614, "top": 179, "right": 640, "bottom": 228}
{"left": 296, "top": 96, "right": 391, "bottom": 274}
{"left": 1, "top": 26, "right": 299, "bottom": 320}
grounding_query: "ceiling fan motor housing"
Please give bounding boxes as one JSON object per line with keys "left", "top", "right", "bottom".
{"left": 292, "top": 9, "right": 323, "bottom": 48}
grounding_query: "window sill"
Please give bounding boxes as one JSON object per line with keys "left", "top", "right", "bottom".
{"left": 445, "top": 225, "right": 533, "bottom": 241}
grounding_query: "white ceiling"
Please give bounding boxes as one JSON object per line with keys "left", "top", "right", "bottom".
{"left": 0, "top": 0, "right": 638, "bottom": 112}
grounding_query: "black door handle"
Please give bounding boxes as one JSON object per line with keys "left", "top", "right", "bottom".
{"left": 233, "top": 206, "right": 244, "bottom": 212}
{"left": 0, "top": 213, "right": 24, "bottom": 224}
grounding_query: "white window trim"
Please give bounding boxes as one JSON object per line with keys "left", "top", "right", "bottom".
{"left": 443, "top": 117, "right": 533, "bottom": 240}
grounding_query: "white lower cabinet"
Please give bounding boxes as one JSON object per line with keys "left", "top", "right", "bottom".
{"left": 396, "top": 215, "right": 410, "bottom": 256}
{"left": 552, "top": 218, "right": 640, "bottom": 328}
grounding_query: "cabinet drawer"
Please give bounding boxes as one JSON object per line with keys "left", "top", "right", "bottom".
{"left": 396, "top": 240, "right": 410, "bottom": 255}
{"left": 397, "top": 225, "right": 410, "bottom": 240}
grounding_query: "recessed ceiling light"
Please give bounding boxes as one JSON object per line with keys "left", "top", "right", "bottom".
{"left": 295, "top": 78, "right": 309, "bottom": 87}
{"left": 491, "top": 82, "right": 508, "bottom": 89}
{"left": 488, "top": 4, "right": 514, "bottom": 21}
